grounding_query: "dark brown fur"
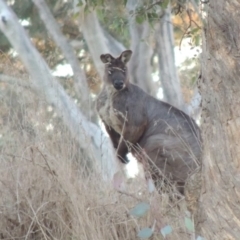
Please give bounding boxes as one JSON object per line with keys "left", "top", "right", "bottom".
{"left": 96, "top": 50, "right": 202, "bottom": 194}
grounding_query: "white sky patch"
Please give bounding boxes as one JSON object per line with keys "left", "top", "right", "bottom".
{"left": 174, "top": 38, "right": 202, "bottom": 67}
{"left": 9, "top": 48, "right": 18, "bottom": 57}
{"left": 8, "top": 0, "right": 15, "bottom": 5}
{"left": 46, "top": 123, "right": 54, "bottom": 131}
{"left": 20, "top": 19, "right": 30, "bottom": 26}
{"left": 52, "top": 64, "right": 73, "bottom": 77}
{"left": 47, "top": 106, "right": 53, "bottom": 112}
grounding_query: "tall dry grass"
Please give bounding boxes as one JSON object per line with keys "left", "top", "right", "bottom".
{"left": 0, "top": 64, "right": 193, "bottom": 239}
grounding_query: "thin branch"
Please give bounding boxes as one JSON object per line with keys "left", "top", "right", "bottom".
{"left": 179, "top": 8, "right": 201, "bottom": 50}
{"left": 32, "top": 0, "right": 90, "bottom": 113}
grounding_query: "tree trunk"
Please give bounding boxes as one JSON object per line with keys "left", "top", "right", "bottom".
{"left": 78, "top": 9, "right": 126, "bottom": 80}
{"left": 155, "top": 6, "right": 185, "bottom": 111}
{"left": 33, "top": 0, "right": 90, "bottom": 116}
{"left": 127, "top": 0, "right": 155, "bottom": 95}
{"left": 80, "top": 10, "right": 109, "bottom": 78}
{"left": 198, "top": 1, "right": 240, "bottom": 239}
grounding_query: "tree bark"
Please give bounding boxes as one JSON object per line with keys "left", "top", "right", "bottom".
{"left": 198, "top": 1, "right": 240, "bottom": 239}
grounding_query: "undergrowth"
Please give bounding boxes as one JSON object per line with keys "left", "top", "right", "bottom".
{"left": 0, "top": 68, "right": 198, "bottom": 240}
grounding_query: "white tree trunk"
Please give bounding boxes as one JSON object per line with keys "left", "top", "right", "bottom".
{"left": 0, "top": 0, "right": 118, "bottom": 181}
{"left": 32, "top": 0, "right": 90, "bottom": 115}
{"left": 155, "top": 6, "right": 185, "bottom": 111}
{"left": 103, "top": 29, "right": 125, "bottom": 56}
{"left": 79, "top": 11, "right": 109, "bottom": 78}
{"left": 127, "top": 0, "right": 155, "bottom": 95}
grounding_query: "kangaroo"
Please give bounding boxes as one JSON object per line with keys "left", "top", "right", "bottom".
{"left": 96, "top": 50, "right": 202, "bottom": 194}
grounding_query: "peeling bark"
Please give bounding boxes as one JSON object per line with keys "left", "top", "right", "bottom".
{"left": 198, "top": 1, "right": 240, "bottom": 238}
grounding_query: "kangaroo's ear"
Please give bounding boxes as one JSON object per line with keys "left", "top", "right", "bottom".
{"left": 120, "top": 50, "right": 132, "bottom": 64}
{"left": 100, "top": 54, "right": 114, "bottom": 63}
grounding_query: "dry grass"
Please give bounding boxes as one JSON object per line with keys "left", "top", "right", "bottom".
{"left": 0, "top": 153, "right": 191, "bottom": 240}
{"left": 0, "top": 68, "right": 194, "bottom": 240}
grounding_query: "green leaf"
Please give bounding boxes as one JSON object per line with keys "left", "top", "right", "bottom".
{"left": 160, "top": 225, "right": 173, "bottom": 238}
{"left": 184, "top": 217, "right": 195, "bottom": 232}
{"left": 137, "top": 228, "right": 153, "bottom": 239}
{"left": 77, "top": 1, "right": 83, "bottom": 7}
{"left": 129, "top": 202, "right": 150, "bottom": 217}
{"left": 136, "top": 15, "right": 145, "bottom": 24}
{"left": 161, "top": 0, "right": 169, "bottom": 9}
{"left": 147, "top": 12, "right": 158, "bottom": 20}
{"left": 193, "top": 35, "right": 201, "bottom": 46}
{"left": 190, "top": 27, "right": 200, "bottom": 35}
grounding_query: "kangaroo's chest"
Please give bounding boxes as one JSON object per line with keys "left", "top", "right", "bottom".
{"left": 97, "top": 92, "right": 127, "bottom": 134}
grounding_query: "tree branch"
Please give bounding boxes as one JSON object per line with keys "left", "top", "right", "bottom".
{"left": 0, "top": 0, "right": 118, "bottom": 180}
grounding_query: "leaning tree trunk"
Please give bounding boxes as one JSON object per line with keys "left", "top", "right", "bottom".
{"left": 198, "top": 1, "right": 240, "bottom": 239}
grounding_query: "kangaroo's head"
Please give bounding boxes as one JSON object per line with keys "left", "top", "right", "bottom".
{"left": 100, "top": 50, "right": 132, "bottom": 91}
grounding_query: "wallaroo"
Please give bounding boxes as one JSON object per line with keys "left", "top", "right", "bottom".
{"left": 96, "top": 50, "right": 202, "bottom": 195}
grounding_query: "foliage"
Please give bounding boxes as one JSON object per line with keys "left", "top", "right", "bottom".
{"left": 137, "top": 227, "right": 153, "bottom": 239}
{"left": 160, "top": 225, "right": 173, "bottom": 238}
{"left": 184, "top": 216, "right": 195, "bottom": 232}
{"left": 126, "top": 190, "right": 205, "bottom": 239}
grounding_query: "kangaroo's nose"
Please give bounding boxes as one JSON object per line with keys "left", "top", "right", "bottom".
{"left": 114, "top": 81, "right": 124, "bottom": 90}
